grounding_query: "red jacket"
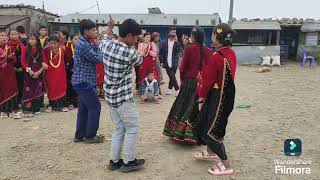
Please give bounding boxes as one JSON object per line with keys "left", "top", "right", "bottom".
{"left": 197, "top": 47, "right": 237, "bottom": 99}
{"left": 179, "top": 43, "right": 210, "bottom": 82}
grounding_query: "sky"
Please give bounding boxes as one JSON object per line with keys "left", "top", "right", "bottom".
{"left": 0, "top": 0, "right": 318, "bottom": 22}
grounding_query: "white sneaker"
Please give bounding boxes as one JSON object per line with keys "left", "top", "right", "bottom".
{"left": 166, "top": 90, "right": 172, "bottom": 95}
{"left": 1, "top": 112, "right": 8, "bottom": 118}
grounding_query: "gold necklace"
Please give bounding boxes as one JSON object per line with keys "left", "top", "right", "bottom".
{"left": 49, "top": 48, "right": 61, "bottom": 68}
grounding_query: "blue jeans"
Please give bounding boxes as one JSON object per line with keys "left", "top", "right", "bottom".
{"left": 109, "top": 101, "right": 139, "bottom": 164}
{"left": 74, "top": 83, "right": 101, "bottom": 139}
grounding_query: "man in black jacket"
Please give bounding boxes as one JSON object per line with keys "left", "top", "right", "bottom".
{"left": 159, "top": 27, "right": 183, "bottom": 95}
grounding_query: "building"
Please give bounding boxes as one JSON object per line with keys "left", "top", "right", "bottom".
{"left": 231, "top": 20, "right": 281, "bottom": 64}
{"left": 0, "top": 4, "right": 59, "bottom": 33}
{"left": 49, "top": 8, "right": 220, "bottom": 47}
{"left": 298, "top": 21, "right": 320, "bottom": 60}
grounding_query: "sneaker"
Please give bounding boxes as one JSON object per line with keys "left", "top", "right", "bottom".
{"left": 13, "top": 112, "right": 22, "bottom": 119}
{"left": 34, "top": 111, "right": 41, "bottom": 115}
{"left": 1, "top": 112, "right": 8, "bottom": 118}
{"left": 119, "top": 159, "right": 145, "bottom": 172}
{"left": 83, "top": 134, "right": 105, "bottom": 144}
{"left": 73, "top": 137, "right": 84, "bottom": 143}
{"left": 108, "top": 159, "right": 124, "bottom": 171}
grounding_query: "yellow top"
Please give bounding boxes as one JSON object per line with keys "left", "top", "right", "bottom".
{"left": 40, "top": 37, "right": 46, "bottom": 48}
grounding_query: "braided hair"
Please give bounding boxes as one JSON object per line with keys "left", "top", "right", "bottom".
{"left": 191, "top": 26, "right": 205, "bottom": 70}
{"left": 26, "top": 33, "right": 42, "bottom": 67}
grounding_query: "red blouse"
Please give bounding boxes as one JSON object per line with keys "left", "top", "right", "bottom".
{"left": 179, "top": 43, "right": 211, "bottom": 81}
{"left": 197, "top": 47, "right": 237, "bottom": 99}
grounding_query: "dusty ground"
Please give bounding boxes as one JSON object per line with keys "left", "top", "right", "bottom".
{"left": 0, "top": 63, "right": 319, "bottom": 180}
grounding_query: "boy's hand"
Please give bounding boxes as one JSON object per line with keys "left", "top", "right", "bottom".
{"left": 107, "top": 15, "right": 115, "bottom": 29}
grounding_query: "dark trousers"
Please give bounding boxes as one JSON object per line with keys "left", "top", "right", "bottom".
{"left": 207, "top": 140, "right": 228, "bottom": 160}
{"left": 16, "top": 72, "right": 24, "bottom": 105}
{"left": 135, "top": 66, "right": 140, "bottom": 90}
{"left": 166, "top": 68, "right": 179, "bottom": 91}
{"left": 75, "top": 87, "right": 101, "bottom": 139}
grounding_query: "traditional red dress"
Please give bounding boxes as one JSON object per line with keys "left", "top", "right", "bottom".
{"left": 0, "top": 44, "right": 18, "bottom": 106}
{"left": 138, "top": 42, "right": 159, "bottom": 83}
{"left": 42, "top": 47, "right": 67, "bottom": 101}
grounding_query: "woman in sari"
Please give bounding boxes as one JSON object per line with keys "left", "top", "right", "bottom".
{"left": 20, "top": 34, "right": 46, "bottom": 115}
{"left": 138, "top": 32, "right": 159, "bottom": 85}
{"left": 163, "top": 27, "right": 210, "bottom": 144}
{"left": 193, "top": 23, "right": 236, "bottom": 176}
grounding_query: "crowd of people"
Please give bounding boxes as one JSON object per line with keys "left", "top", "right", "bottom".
{"left": 0, "top": 15, "right": 237, "bottom": 176}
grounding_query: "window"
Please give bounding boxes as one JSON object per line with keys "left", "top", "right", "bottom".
{"left": 173, "top": 18, "right": 177, "bottom": 25}
{"left": 211, "top": 19, "right": 216, "bottom": 25}
{"left": 72, "top": 19, "right": 75, "bottom": 23}
{"left": 305, "top": 32, "right": 318, "bottom": 46}
{"left": 248, "top": 31, "right": 265, "bottom": 44}
{"left": 57, "top": 19, "right": 60, "bottom": 22}
{"left": 140, "top": 20, "right": 144, "bottom": 24}
{"left": 102, "top": 20, "right": 105, "bottom": 24}
{"left": 77, "top": 19, "right": 81, "bottom": 23}
{"left": 96, "top": 19, "right": 99, "bottom": 23}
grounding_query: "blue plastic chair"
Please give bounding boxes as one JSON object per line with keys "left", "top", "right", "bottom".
{"left": 301, "top": 48, "right": 315, "bottom": 67}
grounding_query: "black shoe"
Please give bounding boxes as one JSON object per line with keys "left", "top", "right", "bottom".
{"left": 108, "top": 159, "right": 124, "bottom": 171}
{"left": 73, "top": 137, "right": 84, "bottom": 143}
{"left": 120, "top": 159, "right": 145, "bottom": 172}
{"left": 83, "top": 135, "right": 105, "bottom": 144}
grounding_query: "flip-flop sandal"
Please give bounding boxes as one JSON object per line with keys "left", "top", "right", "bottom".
{"left": 1, "top": 112, "right": 8, "bottom": 118}
{"left": 13, "top": 112, "right": 22, "bottom": 119}
{"left": 61, "top": 107, "right": 69, "bottom": 112}
{"left": 208, "top": 162, "right": 234, "bottom": 176}
{"left": 194, "top": 148, "right": 219, "bottom": 160}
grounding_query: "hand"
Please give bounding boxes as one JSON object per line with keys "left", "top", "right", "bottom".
{"left": 198, "top": 103, "right": 204, "bottom": 111}
{"left": 18, "top": 68, "right": 23, "bottom": 72}
{"left": 7, "top": 53, "right": 15, "bottom": 59}
{"left": 107, "top": 15, "right": 115, "bottom": 29}
{"left": 28, "top": 70, "right": 35, "bottom": 77}
{"left": 32, "top": 71, "right": 41, "bottom": 79}
{"left": 42, "top": 63, "right": 48, "bottom": 70}
{"left": 160, "top": 63, "right": 164, "bottom": 67}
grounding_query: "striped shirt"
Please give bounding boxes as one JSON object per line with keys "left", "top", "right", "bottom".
{"left": 100, "top": 38, "right": 142, "bottom": 108}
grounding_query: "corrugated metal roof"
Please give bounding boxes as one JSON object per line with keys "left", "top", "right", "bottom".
{"left": 232, "top": 21, "right": 281, "bottom": 30}
{"left": 53, "top": 13, "right": 220, "bottom": 26}
{"left": 301, "top": 23, "right": 320, "bottom": 32}
{"left": 0, "top": 15, "right": 29, "bottom": 27}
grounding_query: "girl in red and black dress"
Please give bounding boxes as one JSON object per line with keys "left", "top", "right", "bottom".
{"left": 42, "top": 36, "right": 68, "bottom": 112}
{"left": 65, "top": 34, "right": 79, "bottom": 108}
{"left": 193, "top": 23, "right": 237, "bottom": 176}
{"left": 0, "top": 30, "right": 20, "bottom": 119}
{"left": 163, "top": 27, "right": 210, "bottom": 144}
{"left": 7, "top": 30, "right": 25, "bottom": 107}
{"left": 20, "top": 34, "right": 46, "bottom": 115}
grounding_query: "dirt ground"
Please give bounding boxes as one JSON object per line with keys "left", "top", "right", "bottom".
{"left": 0, "top": 63, "right": 319, "bottom": 180}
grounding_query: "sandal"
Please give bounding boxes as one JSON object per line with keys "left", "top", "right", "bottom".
{"left": 208, "top": 162, "right": 234, "bottom": 176}
{"left": 9, "top": 112, "right": 15, "bottom": 118}
{"left": 68, "top": 105, "right": 74, "bottom": 110}
{"left": 194, "top": 148, "right": 219, "bottom": 161}
{"left": 45, "top": 106, "right": 53, "bottom": 113}
{"left": 13, "top": 112, "right": 22, "bottom": 119}
{"left": 1, "top": 112, "right": 8, "bottom": 118}
{"left": 61, "top": 107, "right": 69, "bottom": 112}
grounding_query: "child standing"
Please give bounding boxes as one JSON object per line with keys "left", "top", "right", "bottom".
{"left": 0, "top": 29, "right": 20, "bottom": 119}
{"left": 139, "top": 72, "right": 159, "bottom": 103}
{"left": 39, "top": 26, "right": 49, "bottom": 48}
{"left": 64, "top": 34, "right": 79, "bottom": 109}
{"left": 42, "top": 36, "right": 68, "bottom": 112}
{"left": 20, "top": 34, "right": 46, "bottom": 115}
{"left": 7, "top": 30, "right": 25, "bottom": 108}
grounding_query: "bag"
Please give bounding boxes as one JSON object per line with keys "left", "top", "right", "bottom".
{"left": 261, "top": 56, "right": 271, "bottom": 66}
{"left": 271, "top": 56, "right": 281, "bottom": 66}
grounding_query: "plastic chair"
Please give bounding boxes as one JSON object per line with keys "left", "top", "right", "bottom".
{"left": 301, "top": 48, "right": 315, "bottom": 67}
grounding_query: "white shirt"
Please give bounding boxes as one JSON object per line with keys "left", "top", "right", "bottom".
{"left": 167, "top": 40, "right": 174, "bottom": 68}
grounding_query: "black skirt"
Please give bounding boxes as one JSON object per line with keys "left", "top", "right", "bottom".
{"left": 163, "top": 78, "right": 199, "bottom": 144}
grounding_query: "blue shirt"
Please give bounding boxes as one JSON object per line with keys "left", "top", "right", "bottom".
{"left": 72, "top": 35, "right": 103, "bottom": 87}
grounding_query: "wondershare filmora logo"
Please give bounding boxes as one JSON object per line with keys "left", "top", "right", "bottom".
{"left": 274, "top": 138, "right": 312, "bottom": 175}
{"left": 284, "top": 139, "right": 302, "bottom": 156}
